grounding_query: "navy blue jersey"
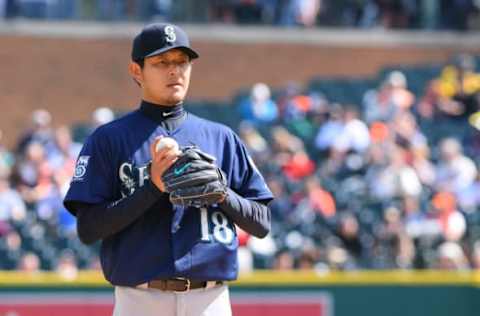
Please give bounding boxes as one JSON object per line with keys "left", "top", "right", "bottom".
{"left": 64, "top": 108, "right": 273, "bottom": 286}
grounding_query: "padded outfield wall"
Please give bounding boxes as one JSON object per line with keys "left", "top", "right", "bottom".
{"left": 0, "top": 271, "right": 478, "bottom": 316}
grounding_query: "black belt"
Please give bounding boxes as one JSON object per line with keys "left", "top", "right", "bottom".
{"left": 147, "top": 278, "right": 223, "bottom": 292}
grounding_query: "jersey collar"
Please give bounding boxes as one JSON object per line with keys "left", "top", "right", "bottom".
{"left": 139, "top": 100, "right": 185, "bottom": 123}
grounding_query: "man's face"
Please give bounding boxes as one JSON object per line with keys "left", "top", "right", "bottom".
{"left": 131, "top": 49, "right": 192, "bottom": 105}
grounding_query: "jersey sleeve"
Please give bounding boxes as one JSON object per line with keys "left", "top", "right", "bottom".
{"left": 226, "top": 132, "right": 273, "bottom": 202}
{"left": 63, "top": 128, "right": 116, "bottom": 215}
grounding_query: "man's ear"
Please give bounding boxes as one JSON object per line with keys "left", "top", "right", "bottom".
{"left": 128, "top": 61, "right": 143, "bottom": 86}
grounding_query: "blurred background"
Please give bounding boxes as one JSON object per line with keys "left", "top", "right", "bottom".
{"left": 1, "top": 1, "right": 480, "bottom": 315}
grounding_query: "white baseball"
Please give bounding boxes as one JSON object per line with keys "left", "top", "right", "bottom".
{"left": 155, "top": 137, "right": 180, "bottom": 153}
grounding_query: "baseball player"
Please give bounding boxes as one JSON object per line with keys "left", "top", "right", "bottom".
{"left": 63, "top": 23, "right": 273, "bottom": 316}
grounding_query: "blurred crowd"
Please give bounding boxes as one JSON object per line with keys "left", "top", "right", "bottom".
{"left": 236, "top": 53, "right": 480, "bottom": 272}
{"left": 1, "top": 0, "right": 480, "bottom": 30}
{"left": 0, "top": 106, "right": 113, "bottom": 274}
{"left": 1, "top": 53, "right": 480, "bottom": 274}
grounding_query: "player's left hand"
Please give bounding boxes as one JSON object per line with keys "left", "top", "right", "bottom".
{"left": 162, "top": 146, "right": 228, "bottom": 208}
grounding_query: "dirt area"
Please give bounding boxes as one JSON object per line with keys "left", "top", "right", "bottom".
{"left": 1, "top": 34, "right": 479, "bottom": 147}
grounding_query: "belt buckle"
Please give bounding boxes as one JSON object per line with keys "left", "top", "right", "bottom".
{"left": 173, "top": 277, "right": 191, "bottom": 293}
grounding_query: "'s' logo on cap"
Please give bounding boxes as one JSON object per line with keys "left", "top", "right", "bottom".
{"left": 164, "top": 25, "right": 176, "bottom": 43}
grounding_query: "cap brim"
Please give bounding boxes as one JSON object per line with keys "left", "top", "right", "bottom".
{"left": 145, "top": 46, "right": 199, "bottom": 59}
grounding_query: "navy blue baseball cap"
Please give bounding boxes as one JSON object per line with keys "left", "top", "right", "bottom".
{"left": 131, "top": 23, "right": 199, "bottom": 61}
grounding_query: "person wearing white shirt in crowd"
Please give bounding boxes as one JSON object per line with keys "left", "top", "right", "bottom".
{"left": 435, "top": 137, "right": 477, "bottom": 194}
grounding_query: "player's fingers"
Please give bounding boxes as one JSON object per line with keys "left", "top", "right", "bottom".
{"left": 156, "top": 151, "right": 178, "bottom": 168}
{"left": 150, "top": 137, "right": 162, "bottom": 160}
{"left": 159, "top": 156, "right": 178, "bottom": 174}
{"left": 152, "top": 148, "right": 177, "bottom": 171}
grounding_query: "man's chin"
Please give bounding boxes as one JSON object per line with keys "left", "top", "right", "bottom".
{"left": 165, "top": 95, "right": 185, "bottom": 105}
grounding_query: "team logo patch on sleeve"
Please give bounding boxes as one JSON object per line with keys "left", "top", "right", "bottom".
{"left": 73, "top": 155, "right": 90, "bottom": 181}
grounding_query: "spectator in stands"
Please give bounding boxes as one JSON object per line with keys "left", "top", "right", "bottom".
{"left": 11, "top": 140, "right": 65, "bottom": 227}
{"left": 285, "top": 181, "right": 334, "bottom": 261}
{"left": 410, "top": 143, "right": 436, "bottom": 187}
{"left": 366, "top": 143, "right": 422, "bottom": 201}
{"left": 271, "top": 126, "right": 300, "bottom": 153}
{"left": 439, "top": 0, "right": 476, "bottom": 31}
{"left": 326, "top": 244, "right": 356, "bottom": 270}
{"left": 33, "top": 174, "right": 64, "bottom": 226}
{"left": 317, "top": 105, "right": 370, "bottom": 179}
{"left": 277, "top": 82, "right": 312, "bottom": 120}
{"left": 233, "top": 0, "right": 264, "bottom": 24}
{"left": 472, "top": 241, "right": 480, "bottom": 269}
{"left": 238, "top": 121, "right": 270, "bottom": 163}
{"left": 295, "top": 0, "right": 321, "bottom": 27}
{"left": 303, "top": 176, "right": 336, "bottom": 219}
{"left": 376, "top": 0, "right": 419, "bottom": 29}
{"left": 332, "top": 105, "right": 370, "bottom": 154}
{"left": 391, "top": 111, "right": 427, "bottom": 150}
{"left": 336, "top": 213, "right": 365, "bottom": 264}
{"left": 48, "top": 126, "right": 81, "bottom": 196}
{"left": 281, "top": 150, "right": 316, "bottom": 181}
{"left": 363, "top": 71, "right": 414, "bottom": 124}
{"left": 430, "top": 191, "right": 466, "bottom": 242}
{"left": 456, "top": 172, "right": 480, "bottom": 213}
{"left": 237, "top": 225, "right": 254, "bottom": 273}
{"left": 417, "top": 82, "right": 441, "bottom": 120}
{"left": 377, "top": 206, "right": 415, "bottom": 269}
{"left": 5, "top": 229, "right": 21, "bottom": 251}
{"left": 275, "top": 83, "right": 321, "bottom": 142}
{"left": 419, "top": 0, "right": 440, "bottom": 29}
{"left": 314, "top": 103, "right": 344, "bottom": 153}
{"left": 239, "top": 82, "right": 278, "bottom": 125}
{"left": 12, "top": 141, "right": 48, "bottom": 193}
{"left": 405, "top": 192, "right": 465, "bottom": 265}
{"left": 418, "top": 54, "right": 480, "bottom": 120}
{"left": 276, "top": 0, "right": 321, "bottom": 27}
{"left": 266, "top": 177, "right": 299, "bottom": 244}
{"left": 297, "top": 247, "right": 320, "bottom": 270}
{"left": 248, "top": 233, "right": 277, "bottom": 269}
{"left": 276, "top": 0, "right": 298, "bottom": 26}
{"left": 270, "top": 126, "right": 314, "bottom": 181}
{"left": 435, "top": 137, "right": 477, "bottom": 194}
{"left": 273, "top": 248, "right": 295, "bottom": 270}
{"left": 386, "top": 70, "right": 415, "bottom": 110}
{"left": 3, "top": 230, "right": 22, "bottom": 269}
{"left": 403, "top": 196, "right": 427, "bottom": 238}
{"left": 17, "top": 252, "right": 41, "bottom": 272}
{"left": 434, "top": 241, "right": 470, "bottom": 270}
{"left": 55, "top": 249, "right": 78, "bottom": 280}
{"left": 16, "top": 109, "right": 55, "bottom": 155}
{"left": 0, "top": 176, "right": 26, "bottom": 225}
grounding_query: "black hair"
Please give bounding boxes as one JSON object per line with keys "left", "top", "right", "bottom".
{"left": 134, "top": 59, "right": 144, "bottom": 68}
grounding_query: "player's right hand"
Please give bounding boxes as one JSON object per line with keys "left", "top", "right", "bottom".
{"left": 150, "top": 137, "right": 180, "bottom": 192}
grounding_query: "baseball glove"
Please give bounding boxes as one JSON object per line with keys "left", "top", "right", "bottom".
{"left": 162, "top": 146, "right": 227, "bottom": 208}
